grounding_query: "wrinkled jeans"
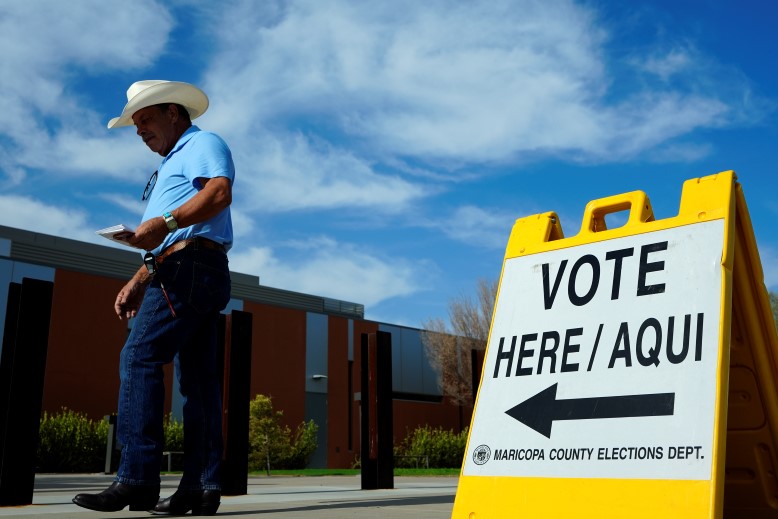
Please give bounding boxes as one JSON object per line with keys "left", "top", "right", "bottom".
{"left": 116, "top": 247, "right": 230, "bottom": 490}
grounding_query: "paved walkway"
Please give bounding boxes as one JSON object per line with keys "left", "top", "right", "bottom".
{"left": 0, "top": 474, "right": 458, "bottom": 518}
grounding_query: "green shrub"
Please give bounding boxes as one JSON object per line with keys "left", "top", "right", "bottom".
{"left": 248, "top": 394, "right": 318, "bottom": 472}
{"left": 37, "top": 408, "right": 108, "bottom": 472}
{"left": 285, "top": 417, "right": 318, "bottom": 469}
{"left": 395, "top": 425, "right": 468, "bottom": 468}
{"left": 163, "top": 414, "right": 184, "bottom": 452}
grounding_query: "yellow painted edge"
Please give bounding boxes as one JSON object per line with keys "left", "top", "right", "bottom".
{"left": 452, "top": 476, "right": 715, "bottom": 519}
{"left": 709, "top": 173, "right": 736, "bottom": 517}
{"left": 735, "top": 183, "right": 778, "bottom": 445}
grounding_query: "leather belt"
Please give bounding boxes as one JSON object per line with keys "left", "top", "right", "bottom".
{"left": 156, "top": 237, "right": 225, "bottom": 264}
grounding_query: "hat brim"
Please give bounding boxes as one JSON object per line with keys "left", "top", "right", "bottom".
{"left": 107, "top": 82, "right": 209, "bottom": 129}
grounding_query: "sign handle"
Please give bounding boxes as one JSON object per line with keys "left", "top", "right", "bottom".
{"left": 579, "top": 191, "right": 655, "bottom": 234}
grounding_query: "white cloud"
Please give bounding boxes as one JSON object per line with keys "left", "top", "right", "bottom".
{"left": 0, "top": 0, "right": 171, "bottom": 180}
{"left": 204, "top": 0, "right": 607, "bottom": 162}
{"left": 0, "top": 195, "right": 96, "bottom": 243}
{"left": 0, "top": 0, "right": 771, "bottom": 327}
{"left": 3, "top": 165, "right": 26, "bottom": 187}
{"left": 638, "top": 47, "right": 694, "bottom": 82}
{"left": 200, "top": 0, "right": 756, "bottom": 168}
{"left": 1, "top": 0, "right": 764, "bottom": 213}
{"left": 0, "top": 1, "right": 170, "bottom": 73}
{"left": 646, "top": 142, "right": 714, "bottom": 163}
{"left": 229, "top": 236, "right": 426, "bottom": 306}
{"left": 597, "top": 93, "right": 729, "bottom": 159}
{"left": 431, "top": 205, "right": 515, "bottom": 249}
{"left": 94, "top": 193, "right": 147, "bottom": 217}
{"left": 228, "top": 208, "right": 255, "bottom": 241}
{"left": 231, "top": 131, "right": 428, "bottom": 213}
{"left": 54, "top": 132, "right": 158, "bottom": 178}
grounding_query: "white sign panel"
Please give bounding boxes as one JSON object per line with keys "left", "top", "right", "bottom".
{"left": 465, "top": 220, "right": 724, "bottom": 480}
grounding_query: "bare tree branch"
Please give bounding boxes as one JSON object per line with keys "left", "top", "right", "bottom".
{"left": 422, "top": 279, "right": 497, "bottom": 405}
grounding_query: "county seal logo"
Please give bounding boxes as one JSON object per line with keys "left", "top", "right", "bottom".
{"left": 473, "top": 445, "right": 491, "bottom": 465}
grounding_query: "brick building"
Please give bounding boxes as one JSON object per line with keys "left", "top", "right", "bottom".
{"left": 0, "top": 225, "right": 472, "bottom": 468}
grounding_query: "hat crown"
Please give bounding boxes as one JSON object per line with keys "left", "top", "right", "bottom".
{"left": 126, "top": 80, "right": 168, "bottom": 102}
{"left": 108, "top": 79, "right": 209, "bottom": 129}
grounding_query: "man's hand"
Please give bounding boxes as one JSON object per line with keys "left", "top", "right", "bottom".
{"left": 115, "top": 277, "right": 149, "bottom": 320}
{"left": 127, "top": 216, "right": 168, "bottom": 251}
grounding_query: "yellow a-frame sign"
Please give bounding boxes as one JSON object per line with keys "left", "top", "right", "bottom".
{"left": 452, "top": 171, "right": 778, "bottom": 518}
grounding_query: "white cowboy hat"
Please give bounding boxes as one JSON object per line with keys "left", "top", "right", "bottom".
{"left": 107, "top": 80, "right": 209, "bottom": 129}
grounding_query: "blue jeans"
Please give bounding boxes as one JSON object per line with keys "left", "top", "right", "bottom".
{"left": 116, "top": 247, "right": 230, "bottom": 490}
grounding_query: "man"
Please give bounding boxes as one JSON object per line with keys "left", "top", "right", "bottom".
{"left": 73, "top": 80, "right": 234, "bottom": 516}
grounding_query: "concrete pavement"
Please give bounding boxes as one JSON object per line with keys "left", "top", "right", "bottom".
{"left": 0, "top": 474, "right": 458, "bottom": 518}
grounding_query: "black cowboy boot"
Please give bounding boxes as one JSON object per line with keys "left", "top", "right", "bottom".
{"left": 151, "top": 488, "right": 221, "bottom": 516}
{"left": 73, "top": 481, "right": 159, "bottom": 512}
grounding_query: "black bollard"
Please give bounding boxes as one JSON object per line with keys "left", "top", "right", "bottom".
{"left": 104, "top": 414, "right": 120, "bottom": 474}
{"left": 360, "top": 331, "right": 393, "bottom": 490}
{"left": 0, "top": 278, "right": 54, "bottom": 506}
{"left": 220, "top": 311, "right": 253, "bottom": 496}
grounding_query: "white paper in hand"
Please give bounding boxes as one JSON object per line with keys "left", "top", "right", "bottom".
{"left": 96, "top": 224, "right": 136, "bottom": 247}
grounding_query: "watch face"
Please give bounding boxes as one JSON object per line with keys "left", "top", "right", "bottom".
{"left": 164, "top": 213, "right": 177, "bottom": 231}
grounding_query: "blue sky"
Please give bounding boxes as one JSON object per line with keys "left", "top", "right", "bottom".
{"left": 0, "top": 0, "right": 776, "bottom": 328}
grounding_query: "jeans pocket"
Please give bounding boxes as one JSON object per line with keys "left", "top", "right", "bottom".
{"left": 189, "top": 261, "right": 231, "bottom": 314}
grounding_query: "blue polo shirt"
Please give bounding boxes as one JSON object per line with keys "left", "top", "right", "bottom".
{"left": 141, "top": 125, "right": 235, "bottom": 255}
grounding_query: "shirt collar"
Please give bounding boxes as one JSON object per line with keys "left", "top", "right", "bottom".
{"left": 160, "top": 125, "right": 199, "bottom": 166}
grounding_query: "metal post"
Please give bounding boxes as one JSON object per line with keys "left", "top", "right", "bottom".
{"left": 0, "top": 278, "right": 54, "bottom": 506}
{"left": 104, "top": 414, "right": 119, "bottom": 474}
{"left": 220, "top": 310, "right": 252, "bottom": 496}
{"left": 360, "top": 331, "right": 393, "bottom": 490}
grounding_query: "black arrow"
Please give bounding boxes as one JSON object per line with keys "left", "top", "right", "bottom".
{"left": 505, "top": 383, "right": 675, "bottom": 438}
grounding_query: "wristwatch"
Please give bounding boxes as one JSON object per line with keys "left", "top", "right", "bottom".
{"left": 162, "top": 211, "right": 178, "bottom": 233}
